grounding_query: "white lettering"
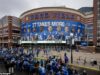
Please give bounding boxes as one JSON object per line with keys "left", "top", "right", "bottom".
{"left": 32, "top": 21, "right": 65, "bottom": 27}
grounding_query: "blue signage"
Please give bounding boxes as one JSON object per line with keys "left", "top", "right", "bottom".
{"left": 21, "top": 20, "right": 85, "bottom": 41}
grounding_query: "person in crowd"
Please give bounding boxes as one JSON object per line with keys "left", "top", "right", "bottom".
{"left": 39, "top": 64, "right": 46, "bottom": 75}
{"left": 16, "top": 59, "right": 22, "bottom": 71}
{"left": 19, "top": 47, "right": 24, "bottom": 54}
{"left": 73, "top": 69, "right": 78, "bottom": 75}
{"left": 67, "top": 66, "right": 73, "bottom": 75}
{"left": 83, "top": 57, "right": 87, "bottom": 65}
{"left": 82, "top": 70, "right": 87, "bottom": 75}
{"left": 90, "top": 58, "right": 95, "bottom": 66}
{"left": 9, "top": 57, "right": 16, "bottom": 74}
{"left": 64, "top": 53, "right": 69, "bottom": 64}
{"left": 0, "top": 47, "right": 90, "bottom": 75}
{"left": 61, "top": 63, "right": 69, "bottom": 75}
{"left": 36, "top": 48, "right": 40, "bottom": 57}
{"left": 55, "top": 68, "right": 61, "bottom": 75}
{"left": 77, "top": 56, "right": 81, "bottom": 64}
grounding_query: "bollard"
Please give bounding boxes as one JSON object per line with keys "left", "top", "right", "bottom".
{"left": 99, "top": 65, "right": 100, "bottom": 70}
{"left": 83, "top": 57, "right": 87, "bottom": 65}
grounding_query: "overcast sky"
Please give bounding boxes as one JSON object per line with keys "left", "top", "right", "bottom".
{"left": 0, "top": 0, "right": 93, "bottom": 18}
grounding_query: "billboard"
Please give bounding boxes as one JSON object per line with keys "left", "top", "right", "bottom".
{"left": 21, "top": 20, "right": 85, "bottom": 42}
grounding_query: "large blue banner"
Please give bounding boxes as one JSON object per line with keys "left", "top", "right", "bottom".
{"left": 21, "top": 20, "right": 85, "bottom": 41}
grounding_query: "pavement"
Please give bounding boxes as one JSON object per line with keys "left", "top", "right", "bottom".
{"left": 37, "top": 50, "right": 100, "bottom": 70}
{"left": 0, "top": 63, "right": 6, "bottom": 73}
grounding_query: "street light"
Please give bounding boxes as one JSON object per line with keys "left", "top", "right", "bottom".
{"left": 69, "top": 32, "right": 74, "bottom": 64}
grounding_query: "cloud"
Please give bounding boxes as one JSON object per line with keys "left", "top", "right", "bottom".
{"left": 0, "top": 0, "right": 93, "bottom": 18}
{"left": 0, "top": 0, "right": 31, "bottom": 18}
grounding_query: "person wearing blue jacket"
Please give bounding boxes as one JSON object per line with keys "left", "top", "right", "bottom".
{"left": 62, "top": 64, "right": 69, "bottom": 75}
{"left": 64, "top": 53, "right": 69, "bottom": 64}
{"left": 39, "top": 64, "right": 46, "bottom": 75}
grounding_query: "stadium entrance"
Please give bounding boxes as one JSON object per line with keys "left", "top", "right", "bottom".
{"left": 20, "top": 42, "right": 70, "bottom": 52}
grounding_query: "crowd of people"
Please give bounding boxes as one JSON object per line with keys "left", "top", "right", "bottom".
{"left": 0, "top": 47, "right": 88, "bottom": 75}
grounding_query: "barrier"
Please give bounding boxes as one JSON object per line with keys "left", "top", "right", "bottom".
{"left": 69, "top": 64, "right": 100, "bottom": 71}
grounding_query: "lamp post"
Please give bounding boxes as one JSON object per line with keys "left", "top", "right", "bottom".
{"left": 70, "top": 33, "right": 74, "bottom": 64}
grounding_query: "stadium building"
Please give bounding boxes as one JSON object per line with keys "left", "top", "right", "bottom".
{"left": 0, "top": 16, "right": 20, "bottom": 48}
{"left": 19, "top": 7, "right": 94, "bottom": 51}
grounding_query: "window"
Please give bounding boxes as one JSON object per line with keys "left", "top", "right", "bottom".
{"left": 12, "top": 30, "right": 20, "bottom": 33}
{"left": 12, "top": 18, "right": 20, "bottom": 26}
{"left": 70, "top": 15, "right": 74, "bottom": 19}
{"left": 56, "top": 13, "right": 60, "bottom": 19}
{"left": 35, "top": 14, "right": 39, "bottom": 19}
{"left": 40, "top": 13, "right": 44, "bottom": 19}
{"left": 4, "top": 29, "right": 8, "bottom": 33}
{"left": 30, "top": 15, "right": 35, "bottom": 20}
{"left": 52, "top": 13, "right": 57, "bottom": 18}
{"left": 77, "top": 16, "right": 81, "bottom": 20}
{"left": 98, "top": 1, "right": 100, "bottom": 8}
{"left": 0, "top": 30, "right": 2, "bottom": 33}
{"left": 98, "top": 16, "right": 100, "bottom": 20}
{"left": 61, "top": 13, "right": 65, "bottom": 19}
{"left": 8, "top": 19, "right": 12, "bottom": 23}
{"left": 25, "top": 17, "right": 29, "bottom": 21}
{"left": 44, "top": 13, "right": 49, "bottom": 18}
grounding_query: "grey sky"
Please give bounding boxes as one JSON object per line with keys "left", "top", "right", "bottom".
{"left": 0, "top": 0, "right": 93, "bottom": 18}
